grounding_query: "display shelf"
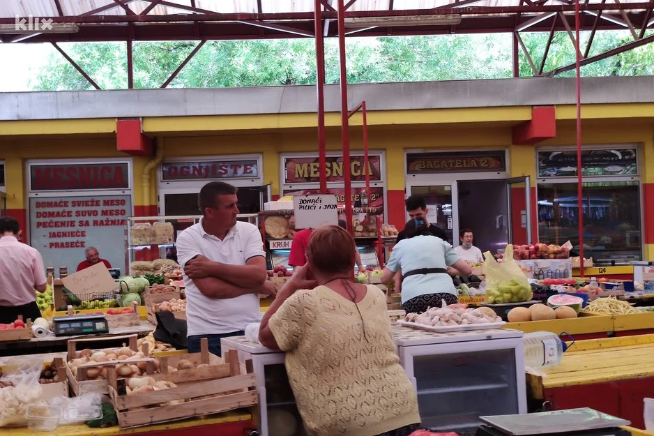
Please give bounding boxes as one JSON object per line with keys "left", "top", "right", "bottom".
{"left": 126, "top": 214, "right": 258, "bottom": 274}
{"left": 417, "top": 378, "right": 509, "bottom": 396}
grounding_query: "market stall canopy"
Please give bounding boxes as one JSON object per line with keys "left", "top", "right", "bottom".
{"left": 0, "top": 0, "right": 652, "bottom": 43}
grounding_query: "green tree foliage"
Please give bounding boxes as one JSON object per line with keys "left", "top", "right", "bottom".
{"left": 29, "top": 30, "right": 654, "bottom": 91}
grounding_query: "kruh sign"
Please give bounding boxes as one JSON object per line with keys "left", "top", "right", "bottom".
{"left": 30, "top": 163, "right": 129, "bottom": 191}
{"left": 162, "top": 160, "right": 259, "bottom": 181}
{"left": 284, "top": 155, "right": 382, "bottom": 184}
{"left": 406, "top": 152, "right": 506, "bottom": 174}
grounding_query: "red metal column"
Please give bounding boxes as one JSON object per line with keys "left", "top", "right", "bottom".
{"left": 575, "top": 0, "right": 585, "bottom": 276}
{"left": 337, "top": 0, "right": 353, "bottom": 234}
{"left": 315, "top": 0, "right": 327, "bottom": 194}
{"left": 512, "top": 31, "right": 520, "bottom": 77}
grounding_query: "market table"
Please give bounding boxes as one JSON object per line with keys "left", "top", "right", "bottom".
{"left": 527, "top": 334, "right": 654, "bottom": 429}
{"left": 1, "top": 412, "right": 253, "bottom": 436}
{"left": 0, "top": 321, "right": 156, "bottom": 356}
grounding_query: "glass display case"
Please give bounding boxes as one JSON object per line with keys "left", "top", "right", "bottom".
{"left": 396, "top": 329, "right": 526, "bottom": 433}
{"left": 537, "top": 181, "right": 641, "bottom": 265}
{"left": 268, "top": 242, "right": 380, "bottom": 272}
{"left": 126, "top": 214, "right": 258, "bottom": 274}
{"left": 223, "top": 328, "right": 526, "bottom": 436}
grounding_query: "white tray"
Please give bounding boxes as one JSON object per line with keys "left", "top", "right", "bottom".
{"left": 396, "top": 319, "right": 506, "bottom": 333}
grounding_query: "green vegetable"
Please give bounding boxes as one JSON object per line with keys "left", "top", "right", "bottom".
{"left": 132, "top": 277, "right": 150, "bottom": 294}
{"left": 86, "top": 403, "right": 117, "bottom": 428}
{"left": 144, "top": 274, "right": 165, "bottom": 286}
{"left": 62, "top": 287, "right": 81, "bottom": 306}
{"left": 120, "top": 293, "right": 142, "bottom": 307}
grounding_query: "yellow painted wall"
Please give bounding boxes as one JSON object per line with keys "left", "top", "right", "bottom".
{"left": 0, "top": 137, "right": 156, "bottom": 210}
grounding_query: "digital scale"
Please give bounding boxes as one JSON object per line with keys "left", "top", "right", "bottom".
{"left": 475, "top": 408, "right": 630, "bottom": 436}
{"left": 53, "top": 314, "right": 109, "bottom": 336}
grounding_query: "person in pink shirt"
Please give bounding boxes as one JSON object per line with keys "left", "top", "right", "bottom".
{"left": 0, "top": 217, "right": 47, "bottom": 324}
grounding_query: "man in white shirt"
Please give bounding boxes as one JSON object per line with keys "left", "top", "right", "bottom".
{"left": 176, "top": 182, "right": 276, "bottom": 356}
{"left": 453, "top": 229, "right": 484, "bottom": 264}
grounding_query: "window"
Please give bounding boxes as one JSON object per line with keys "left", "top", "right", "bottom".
{"left": 537, "top": 181, "right": 641, "bottom": 264}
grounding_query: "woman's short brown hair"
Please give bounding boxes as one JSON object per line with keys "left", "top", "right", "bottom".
{"left": 306, "top": 225, "right": 356, "bottom": 274}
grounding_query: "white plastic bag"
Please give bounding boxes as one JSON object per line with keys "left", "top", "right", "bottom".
{"left": 645, "top": 398, "right": 654, "bottom": 432}
{"left": 0, "top": 357, "right": 47, "bottom": 427}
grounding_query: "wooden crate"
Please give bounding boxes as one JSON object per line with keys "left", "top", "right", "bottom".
{"left": 106, "top": 301, "right": 140, "bottom": 329}
{"left": 142, "top": 287, "right": 181, "bottom": 307}
{"left": 108, "top": 342, "right": 257, "bottom": 429}
{"left": 146, "top": 304, "right": 186, "bottom": 326}
{"left": 0, "top": 316, "right": 33, "bottom": 342}
{"left": 41, "top": 358, "right": 69, "bottom": 399}
{"left": 66, "top": 334, "right": 141, "bottom": 396}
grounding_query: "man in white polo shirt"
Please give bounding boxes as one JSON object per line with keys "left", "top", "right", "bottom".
{"left": 176, "top": 181, "right": 276, "bottom": 356}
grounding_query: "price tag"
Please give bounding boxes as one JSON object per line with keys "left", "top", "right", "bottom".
{"left": 598, "top": 267, "right": 607, "bottom": 274}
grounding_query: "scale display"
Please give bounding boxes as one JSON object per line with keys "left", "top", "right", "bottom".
{"left": 53, "top": 315, "right": 109, "bottom": 336}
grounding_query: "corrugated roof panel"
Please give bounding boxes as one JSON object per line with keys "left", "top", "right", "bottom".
{"left": 262, "top": 0, "right": 314, "bottom": 13}
{"left": 0, "top": 0, "right": 648, "bottom": 18}
{"left": 0, "top": 0, "right": 58, "bottom": 17}
{"left": 196, "top": 0, "right": 257, "bottom": 14}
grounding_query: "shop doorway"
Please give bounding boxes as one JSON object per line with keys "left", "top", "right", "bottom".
{"left": 406, "top": 178, "right": 531, "bottom": 253}
{"left": 161, "top": 186, "right": 268, "bottom": 216}
{"left": 458, "top": 180, "right": 508, "bottom": 254}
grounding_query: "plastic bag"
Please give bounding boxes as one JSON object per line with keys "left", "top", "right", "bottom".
{"left": 0, "top": 357, "right": 47, "bottom": 427}
{"left": 483, "top": 244, "right": 533, "bottom": 304}
{"left": 48, "top": 394, "right": 103, "bottom": 425}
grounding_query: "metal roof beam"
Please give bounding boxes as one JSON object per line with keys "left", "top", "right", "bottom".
{"left": 544, "top": 32, "right": 654, "bottom": 75}
{"left": 236, "top": 21, "right": 314, "bottom": 36}
{"left": 516, "top": 11, "right": 556, "bottom": 31}
{"left": 81, "top": 0, "right": 139, "bottom": 16}
{"left": 161, "top": 40, "right": 206, "bottom": 88}
{"left": 142, "top": 0, "right": 164, "bottom": 15}
{"left": 2, "top": 3, "right": 652, "bottom": 24}
{"left": 51, "top": 42, "right": 101, "bottom": 89}
{"left": 53, "top": 0, "right": 64, "bottom": 16}
{"left": 114, "top": 0, "right": 136, "bottom": 15}
{"left": 538, "top": 13, "right": 557, "bottom": 74}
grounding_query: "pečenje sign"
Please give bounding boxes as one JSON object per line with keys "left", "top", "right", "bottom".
{"left": 30, "top": 163, "right": 129, "bottom": 191}
{"left": 162, "top": 160, "right": 259, "bottom": 181}
{"left": 406, "top": 151, "right": 506, "bottom": 174}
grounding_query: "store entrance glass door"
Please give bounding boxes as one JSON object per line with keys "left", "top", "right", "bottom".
{"left": 406, "top": 183, "right": 458, "bottom": 245}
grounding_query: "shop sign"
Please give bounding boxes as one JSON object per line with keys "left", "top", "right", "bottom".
{"left": 30, "top": 163, "right": 129, "bottom": 191}
{"left": 406, "top": 151, "right": 506, "bottom": 174}
{"left": 283, "top": 155, "right": 382, "bottom": 184}
{"left": 270, "top": 240, "right": 292, "bottom": 250}
{"left": 538, "top": 149, "right": 637, "bottom": 177}
{"left": 29, "top": 195, "right": 131, "bottom": 276}
{"left": 283, "top": 187, "right": 384, "bottom": 212}
{"left": 162, "top": 160, "right": 259, "bottom": 181}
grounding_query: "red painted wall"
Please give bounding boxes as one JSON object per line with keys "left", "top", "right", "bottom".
{"left": 387, "top": 190, "right": 406, "bottom": 230}
{"left": 510, "top": 186, "right": 538, "bottom": 245}
{"left": 6, "top": 208, "right": 28, "bottom": 243}
{"left": 643, "top": 183, "right": 654, "bottom": 244}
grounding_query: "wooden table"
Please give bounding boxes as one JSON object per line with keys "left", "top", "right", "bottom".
{"left": 1, "top": 412, "right": 253, "bottom": 436}
{"left": 527, "top": 334, "right": 654, "bottom": 429}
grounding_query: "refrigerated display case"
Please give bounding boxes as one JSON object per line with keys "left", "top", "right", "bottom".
{"left": 221, "top": 337, "right": 306, "bottom": 436}
{"left": 126, "top": 214, "right": 258, "bottom": 273}
{"left": 222, "top": 327, "right": 526, "bottom": 436}
{"left": 394, "top": 326, "right": 526, "bottom": 432}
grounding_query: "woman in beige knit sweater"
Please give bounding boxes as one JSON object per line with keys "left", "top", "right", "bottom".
{"left": 260, "top": 225, "right": 422, "bottom": 436}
